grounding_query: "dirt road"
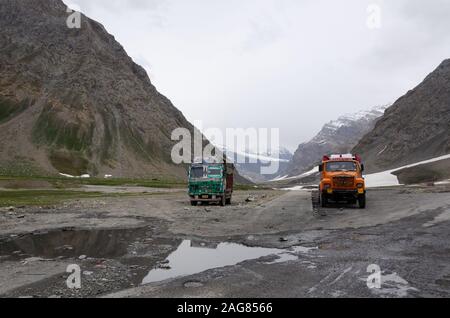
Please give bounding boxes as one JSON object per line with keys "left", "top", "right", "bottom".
{"left": 0, "top": 185, "right": 449, "bottom": 298}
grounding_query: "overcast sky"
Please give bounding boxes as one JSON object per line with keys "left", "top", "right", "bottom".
{"left": 64, "top": 0, "right": 450, "bottom": 151}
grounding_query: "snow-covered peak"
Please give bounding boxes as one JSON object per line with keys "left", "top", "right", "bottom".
{"left": 324, "top": 105, "right": 389, "bottom": 131}
{"left": 213, "top": 143, "right": 293, "bottom": 162}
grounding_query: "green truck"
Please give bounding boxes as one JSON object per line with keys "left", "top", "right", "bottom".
{"left": 188, "top": 160, "right": 235, "bottom": 206}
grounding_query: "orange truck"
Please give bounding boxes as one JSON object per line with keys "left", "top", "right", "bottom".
{"left": 318, "top": 154, "right": 366, "bottom": 209}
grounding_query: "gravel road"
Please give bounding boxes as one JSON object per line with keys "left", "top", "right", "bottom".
{"left": 0, "top": 185, "right": 449, "bottom": 298}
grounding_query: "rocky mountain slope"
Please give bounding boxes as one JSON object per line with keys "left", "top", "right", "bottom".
{"left": 0, "top": 0, "right": 197, "bottom": 179}
{"left": 353, "top": 59, "right": 450, "bottom": 173}
{"left": 283, "top": 106, "right": 387, "bottom": 177}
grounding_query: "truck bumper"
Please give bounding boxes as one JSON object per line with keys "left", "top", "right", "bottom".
{"left": 322, "top": 190, "right": 365, "bottom": 201}
{"left": 190, "top": 195, "right": 223, "bottom": 202}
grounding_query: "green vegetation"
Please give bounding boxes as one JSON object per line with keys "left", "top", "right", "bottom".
{"left": 99, "top": 109, "right": 118, "bottom": 164}
{"left": 0, "top": 97, "right": 30, "bottom": 124}
{"left": 32, "top": 105, "right": 94, "bottom": 152}
{"left": 49, "top": 150, "right": 90, "bottom": 177}
{"left": 31, "top": 105, "right": 96, "bottom": 175}
{"left": 0, "top": 175, "right": 261, "bottom": 207}
{"left": 80, "top": 178, "right": 186, "bottom": 188}
{"left": 0, "top": 175, "right": 186, "bottom": 189}
{"left": 0, "top": 175, "right": 258, "bottom": 191}
{"left": 0, "top": 159, "right": 48, "bottom": 177}
{"left": 0, "top": 189, "right": 161, "bottom": 207}
{"left": 120, "top": 122, "right": 154, "bottom": 162}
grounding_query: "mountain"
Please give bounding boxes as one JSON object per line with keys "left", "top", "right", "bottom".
{"left": 0, "top": 0, "right": 196, "bottom": 179}
{"left": 283, "top": 105, "right": 387, "bottom": 177}
{"left": 353, "top": 59, "right": 450, "bottom": 173}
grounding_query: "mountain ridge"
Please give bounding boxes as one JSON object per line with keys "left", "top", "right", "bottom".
{"left": 283, "top": 105, "right": 387, "bottom": 177}
{"left": 353, "top": 59, "right": 450, "bottom": 173}
{"left": 0, "top": 0, "right": 196, "bottom": 179}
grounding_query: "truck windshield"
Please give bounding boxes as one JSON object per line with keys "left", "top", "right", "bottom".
{"left": 190, "top": 167, "right": 204, "bottom": 179}
{"left": 326, "top": 161, "right": 357, "bottom": 172}
{"left": 208, "top": 168, "right": 222, "bottom": 177}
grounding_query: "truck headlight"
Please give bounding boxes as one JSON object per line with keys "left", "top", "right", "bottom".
{"left": 357, "top": 183, "right": 364, "bottom": 188}
{"left": 324, "top": 184, "right": 331, "bottom": 190}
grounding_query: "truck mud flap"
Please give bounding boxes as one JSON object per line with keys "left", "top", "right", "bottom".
{"left": 311, "top": 190, "right": 320, "bottom": 212}
{"left": 311, "top": 190, "right": 326, "bottom": 216}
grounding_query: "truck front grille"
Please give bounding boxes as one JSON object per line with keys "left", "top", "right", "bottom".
{"left": 190, "top": 183, "right": 222, "bottom": 193}
{"left": 333, "top": 176, "right": 355, "bottom": 188}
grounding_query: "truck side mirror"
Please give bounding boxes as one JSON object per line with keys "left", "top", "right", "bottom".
{"left": 361, "top": 164, "right": 365, "bottom": 172}
{"left": 319, "top": 165, "right": 323, "bottom": 172}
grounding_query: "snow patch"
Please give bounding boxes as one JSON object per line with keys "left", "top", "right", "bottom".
{"left": 324, "top": 105, "right": 389, "bottom": 131}
{"left": 281, "top": 154, "right": 450, "bottom": 189}
{"left": 396, "top": 154, "right": 450, "bottom": 170}
{"left": 59, "top": 173, "right": 75, "bottom": 178}
{"left": 271, "top": 175, "right": 289, "bottom": 182}
{"left": 377, "top": 145, "right": 388, "bottom": 156}
{"left": 365, "top": 171, "right": 400, "bottom": 188}
{"left": 282, "top": 185, "right": 307, "bottom": 191}
{"left": 281, "top": 166, "right": 319, "bottom": 182}
{"left": 292, "top": 166, "right": 320, "bottom": 179}
{"left": 59, "top": 173, "right": 91, "bottom": 179}
{"left": 270, "top": 167, "right": 319, "bottom": 183}
{"left": 365, "top": 153, "right": 450, "bottom": 188}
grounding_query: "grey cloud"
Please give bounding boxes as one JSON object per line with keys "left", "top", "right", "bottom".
{"left": 61, "top": 0, "right": 450, "bottom": 150}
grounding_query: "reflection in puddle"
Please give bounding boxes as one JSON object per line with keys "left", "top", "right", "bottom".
{"left": 143, "top": 240, "right": 316, "bottom": 284}
{"left": 0, "top": 228, "right": 150, "bottom": 260}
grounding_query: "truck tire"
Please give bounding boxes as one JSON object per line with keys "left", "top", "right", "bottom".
{"left": 220, "top": 195, "right": 226, "bottom": 207}
{"left": 191, "top": 201, "right": 197, "bottom": 206}
{"left": 321, "top": 194, "right": 328, "bottom": 208}
{"left": 311, "top": 190, "right": 320, "bottom": 211}
{"left": 358, "top": 194, "right": 366, "bottom": 209}
{"left": 226, "top": 197, "right": 232, "bottom": 205}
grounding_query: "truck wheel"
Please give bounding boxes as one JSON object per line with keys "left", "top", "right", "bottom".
{"left": 191, "top": 201, "right": 197, "bottom": 206}
{"left": 226, "top": 197, "right": 232, "bottom": 205}
{"left": 321, "top": 194, "right": 328, "bottom": 208}
{"left": 311, "top": 190, "right": 320, "bottom": 211}
{"left": 358, "top": 195, "right": 366, "bottom": 209}
{"left": 220, "top": 196, "right": 226, "bottom": 207}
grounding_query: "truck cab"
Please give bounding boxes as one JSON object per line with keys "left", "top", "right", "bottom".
{"left": 319, "top": 154, "right": 366, "bottom": 209}
{"left": 188, "top": 160, "right": 234, "bottom": 206}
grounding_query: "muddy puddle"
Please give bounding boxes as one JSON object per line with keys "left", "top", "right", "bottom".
{"left": 143, "top": 240, "right": 317, "bottom": 284}
{"left": 0, "top": 227, "right": 151, "bottom": 260}
{"left": 0, "top": 229, "right": 317, "bottom": 289}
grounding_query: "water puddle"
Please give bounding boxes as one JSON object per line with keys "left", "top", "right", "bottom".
{"left": 0, "top": 228, "right": 150, "bottom": 260}
{"left": 1, "top": 230, "right": 318, "bottom": 287}
{"left": 143, "top": 240, "right": 316, "bottom": 284}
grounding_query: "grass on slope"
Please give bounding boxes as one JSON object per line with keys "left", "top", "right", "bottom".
{"left": 0, "top": 189, "right": 152, "bottom": 207}
{"left": 0, "top": 175, "right": 186, "bottom": 189}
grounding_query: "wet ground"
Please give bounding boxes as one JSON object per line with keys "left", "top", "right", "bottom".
{"left": 0, "top": 186, "right": 449, "bottom": 298}
{"left": 0, "top": 227, "right": 150, "bottom": 261}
